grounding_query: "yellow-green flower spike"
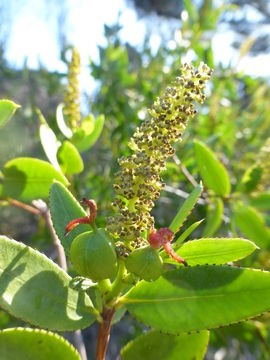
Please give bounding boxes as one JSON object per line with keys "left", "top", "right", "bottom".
{"left": 63, "top": 47, "right": 81, "bottom": 130}
{"left": 107, "top": 62, "right": 213, "bottom": 251}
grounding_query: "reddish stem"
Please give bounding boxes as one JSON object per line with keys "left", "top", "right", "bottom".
{"left": 95, "top": 308, "right": 115, "bottom": 360}
{"left": 163, "top": 242, "right": 188, "bottom": 266}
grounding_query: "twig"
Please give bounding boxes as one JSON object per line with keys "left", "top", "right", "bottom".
{"left": 96, "top": 308, "right": 115, "bottom": 360}
{"left": 164, "top": 185, "right": 206, "bottom": 205}
{"left": 173, "top": 154, "right": 198, "bottom": 188}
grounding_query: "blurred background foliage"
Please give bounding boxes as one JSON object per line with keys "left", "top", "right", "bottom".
{"left": 0, "top": 0, "right": 270, "bottom": 359}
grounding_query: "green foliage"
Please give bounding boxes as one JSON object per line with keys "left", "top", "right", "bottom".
{"left": 0, "top": 328, "right": 80, "bottom": 360}
{"left": 50, "top": 181, "right": 89, "bottom": 255}
{"left": 234, "top": 202, "right": 270, "bottom": 249}
{"left": 121, "top": 330, "right": 209, "bottom": 360}
{"left": 0, "top": 236, "right": 97, "bottom": 331}
{"left": 1, "top": 158, "right": 68, "bottom": 201}
{"left": 122, "top": 266, "right": 270, "bottom": 333}
{"left": 203, "top": 197, "right": 224, "bottom": 236}
{"left": 169, "top": 184, "right": 203, "bottom": 234}
{"left": 57, "top": 141, "right": 84, "bottom": 175}
{"left": 194, "top": 140, "right": 231, "bottom": 197}
{"left": 162, "top": 238, "right": 257, "bottom": 265}
{"left": 0, "top": 100, "right": 20, "bottom": 129}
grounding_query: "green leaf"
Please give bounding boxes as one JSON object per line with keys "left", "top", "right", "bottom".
{"left": 0, "top": 236, "right": 97, "bottom": 331}
{"left": 50, "top": 181, "right": 89, "bottom": 255}
{"left": 240, "top": 164, "right": 263, "bottom": 193}
{"left": 203, "top": 198, "right": 224, "bottom": 236}
{"left": 234, "top": 202, "right": 270, "bottom": 249}
{"left": 121, "top": 330, "right": 209, "bottom": 360}
{"left": 1, "top": 158, "right": 68, "bottom": 202}
{"left": 37, "top": 108, "right": 61, "bottom": 171}
{"left": 71, "top": 114, "right": 104, "bottom": 152}
{"left": 56, "top": 103, "right": 72, "bottom": 138}
{"left": 250, "top": 192, "right": 270, "bottom": 211}
{"left": 0, "top": 99, "right": 20, "bottom": 128}
{"left": 174, "top": 220, "right": 204, "bottom": 247}
{"left": 122, "top": 265, "right": 270, "bottom": 333}
{"left": 0, "top": 328, "right": 80, "bottom": 360}
{"left": 57, "top": 141, "right": 84, "bottom": 175}
{"left": 194, "top": 140, "right": 231, "bottom": 197}
{"left": 169, "top": 184, "right": 203, "bottom": 234}
{"left": 163, "top": 238, "right": 257, "bottom": 265}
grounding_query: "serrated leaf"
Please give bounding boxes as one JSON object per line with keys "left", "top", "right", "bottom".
{"left": 163, "top": 238, "right": 257, "bottom": 265}
{"left": 71, "top": 114, "right": 104, "bottom": 152}
{"left": 1, "top": 158, "right": 69, "bottom": 201}
{"left": 57, "top": 141, "right": 84, "bottom": 175}
{"left": 203, "top": 198, "right": 224, "bottom": 236}
{"left": 194, "top": 140, "right": 231, "bottom": 197}
{"left": 37, "top": 108, "right": 61, "bottom": 171}
{"left": 0, "top": 328, "right": 80, "bottom": 360}
{"left": 50, "top": 181, "right": 89, "bottom": 255}
{"left": 122, "top": 266, "right": 270, "bottom": 333}
{"left": 234, "top": 202, "right": 270, "bottom": 249}
{"left": 0, "top": 236, "right": 97, "bottom": 331}
{"left": 56, "top": 103, "right": 72, "bottom": 138}
{"left": 170, "top": 184, "right": 203, "bottom": 234}
{"left": 0, "top": 99, "right": 20, "bottom": 128}
{"left": 121, "top": 329, "right": 209, "bottom": 360}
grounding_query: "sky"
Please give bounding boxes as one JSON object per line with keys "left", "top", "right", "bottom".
{"left": 1, "top": 0, "right": 270, "bottom": 96}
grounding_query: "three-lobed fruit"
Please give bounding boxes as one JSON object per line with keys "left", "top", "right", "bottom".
{"left": 126, "top": 246, "right": 163, "bottom": 281}
{"left": 70, "top": 229, "right": 117, "bottom": 281}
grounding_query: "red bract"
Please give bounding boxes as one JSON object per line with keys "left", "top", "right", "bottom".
{"left": 65, "top": 198, "right": 97, "bottom": 235}
{"left": 148, "top": 227, "right": 187, "bottom": 266}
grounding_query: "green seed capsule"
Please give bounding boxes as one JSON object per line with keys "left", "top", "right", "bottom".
{"left": 126, "top": 246, "right": 163, "bottom": 281}
{"left": 70, "top": 229, "right": 117, "bottom": 282}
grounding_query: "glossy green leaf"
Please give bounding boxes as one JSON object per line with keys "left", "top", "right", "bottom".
{"left": 163, "top": 238, "right": 257, "bottom": 265}
{"left": 50, "top": 181, "right": 89, "bottom": 255}
{"left": 203, "top": 198, "right": 224, "bottom": 236}
{"left": 121, "top": 329, "right": 209, "bottom": 360}
{"left": 0, "top": 99, "right": 20, "bottom": 128}
{"left": 57, "top": 141, "right": 84, "bottom": 175}
{"left": 234, "top": 202, "right": 270, "bottom": 249}
{"left": 194, "top": 140, "right": 231, "bottom": 197}
{"left": 170, "top": 184, "right": 203, "bottom": 234}
{"left": 38, "top": 108, "right": 61, "bottom": 171}
{"left": 71, "top": 114, "right": 104, "bottom": 152}
{"left": 122, "top": 266, "right": 270, "bottom": 333}
{"left": 175, "top": 220, "right": 204, "bottom": 245}
{"left": 1, "top": 158, "right": 68, "bottom": 201}
{"left": 0, "top": 328, "right": 80, "bottom": 360}
{"left": 0, "top": 236, "right": 97, "bottom": 331}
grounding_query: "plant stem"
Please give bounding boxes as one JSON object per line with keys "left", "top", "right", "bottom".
{"left": 96, "top": 307, "right": 115, "bottom": 360}
{"left": 105, "top": 260, "right": 127, "bottom": 305}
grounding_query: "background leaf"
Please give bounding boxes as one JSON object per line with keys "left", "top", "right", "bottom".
{"left": 121, "top": 329, "right": 209, "bottom": 360}
{"left": 71, "top": 114, "right": 104, "bottom": 152}
{"left": 169, "top": 184, "right": 203, "bottom": 234}
{"left": 0, "top": 328, "right": 80, "bottom": 360}
{"left": 0, "top": 99, "right": 20, "bottom": 128}
{"left": 0, "top": 236, "right": 97, "bottom": 331}
{"left": 122, "top": 266, "right": 270, "bottom": 333}
{"left": 162, "top": 238, "right": 257, "bottom": 265}
{"left": 38, "top": 108, "right": 61, "bottom": 171}
{"left": 234, "top": 202, "right": 270, "bottom": 249}
{"left": 1, "top": 158, "right": 68, "bottom": 201}
{"left": 203, "top": 197, "right": 224, "bottom": 236}
{"left": 57, "top": 140, "right": 84, "bottom": 175}
{"left": 194, "top": 140, "right": 231, "bottom": 197}
{"left": 50, "top": 181, "right": 89, "bottom": 255}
